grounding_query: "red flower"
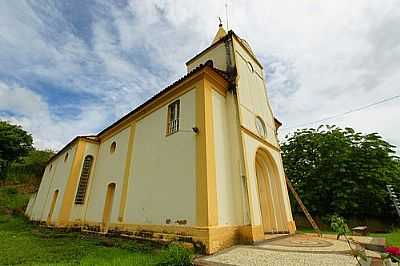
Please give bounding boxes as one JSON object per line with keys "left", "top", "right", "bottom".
{"left": 385, "top": 246, "right": 400, "bottom": 257}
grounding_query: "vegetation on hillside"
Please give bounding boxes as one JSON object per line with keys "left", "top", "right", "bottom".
{"left": 282, "top": 125, "right": 400, "bottom": 219}
{"left": 0, "top": 120, "right": 54, "bottom": 183}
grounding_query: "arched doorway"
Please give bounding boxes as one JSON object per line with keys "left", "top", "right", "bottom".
{"left": 255, "top": 148, "right": 287, "bottom": 233}
{"left": 47, "top": 189, "right": 59, "bottom": 224}
{"left": 102, "top": 183, "right": 116, "bottom": 232}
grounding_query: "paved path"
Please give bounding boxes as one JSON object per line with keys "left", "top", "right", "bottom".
{"left": 195, "top": 234, "right": 382, "bottom": 266}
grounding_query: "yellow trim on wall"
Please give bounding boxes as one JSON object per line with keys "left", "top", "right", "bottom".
{"left": 196, "top": 79, "right": 218, "bottom": 227}
{"left": 58, "top": 140, "right": 87, "bottom": 225}
{"left": 241, "top": 126, "right": 281, "bottom": 152}
{"left": 203, "top": 71, "right": 228, "bottom": 96}
{"left": 118, "top": 124, "right": 136, "bottom": 222}
{"left": 50, "top": 220, "right": 262, "bottom": 254}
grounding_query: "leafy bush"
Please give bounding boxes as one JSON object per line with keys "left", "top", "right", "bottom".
{"left": 329, "top": 214, "right": 350, "bottom": 240}
{"left": 156, "top": 243, "right": 193, "bottom": 266}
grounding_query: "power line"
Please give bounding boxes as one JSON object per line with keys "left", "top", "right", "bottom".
{"left": 281, "top": 94, "right": 400, "bottom": 131}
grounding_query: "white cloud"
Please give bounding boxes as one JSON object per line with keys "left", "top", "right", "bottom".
{"left": 0, "top": 82, "right": 107, "bottom": 150}
{"left": 0, "top": 0, "right": 399, "bottom": 154}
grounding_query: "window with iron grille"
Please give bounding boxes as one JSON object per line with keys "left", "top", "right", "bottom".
{"left": 75, "top": 155, "right": 94, "bottom": 204}
{"left": 167, "top": 100, "right": 180, "bottom": 135}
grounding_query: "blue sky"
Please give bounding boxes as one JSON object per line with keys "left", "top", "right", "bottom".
{"left": 0, "top": 0, "right": 399, "bottom": 153}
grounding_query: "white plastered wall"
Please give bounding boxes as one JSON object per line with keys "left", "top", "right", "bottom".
{"left": 69, "top": 142, "right": 99, "bottom": 222}
{"left": 233, "top": 39, "right": 278, "bottom": 147}
{"left": 29, "top": 145, "right": 77, "bottom": 223}
{"left": 212, "top": 90, "right": 245, "bottom": 225}
{"left": 187, "top": 42, "right": 227, "bottom": 72}
{"left": 84, "top": 128, "right": 130, "bottom": 224}
{"left": 29, "top": 163, "right": 52, "bottom": 221}
{"left": 124, "top": 89, "right": 197, "bottom": 225}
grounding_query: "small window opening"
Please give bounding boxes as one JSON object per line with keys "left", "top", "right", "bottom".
{"left": 255, "top": 116, "right": 267, "bottom": 138}
{"left": 110, "top": 141, "right": 117, "bottom": 154}
{"left": 64, "top": 153, "right": 69, "bottom": 162}
{"left": 167, "top": 100, "right": 180, "bottom": 135}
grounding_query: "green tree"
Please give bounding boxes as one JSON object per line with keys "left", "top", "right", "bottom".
{"left": 282, "top": 125, "right": 400, "bottom": 218}
{"left": 9, "top": 149, "right": 55, "bottom": 183}
{"left": 0, "top": 121, "right": 33, "bottom": 179}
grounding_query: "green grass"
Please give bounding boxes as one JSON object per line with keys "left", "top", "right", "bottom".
{"left": 371, "top": 230, "right": 400, "bottom": 247}
{"left": 0, "top": 186, "right": 190, "bottom": 266}
{"left": 298, "top": 226, "right": 400, "bottom": 247}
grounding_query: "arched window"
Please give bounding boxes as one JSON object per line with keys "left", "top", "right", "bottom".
{"left": 64, "top": 152, "right": 69, "bottom": 162}
{"left": 255, "top": 116, "right": 267, "bottom": 138}
{"left": 110, "top": 141, "right": 117, "bottom": 154}
{"left": 75, "top": 155, "right": 94, "bottom": 204}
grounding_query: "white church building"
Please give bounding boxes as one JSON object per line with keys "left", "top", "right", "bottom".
{"left": 26, "top": 25, "right": 296, "bottom": 254}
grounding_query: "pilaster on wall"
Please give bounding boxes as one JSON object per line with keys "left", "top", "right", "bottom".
{"left": 196, "top": 79, "right": 218, "bottom": 227}
{"left": 118, "top": 124, "right": 136, "bottom": 222}
{"left": 58, "top": 140, "right": 87, "bottom": 226}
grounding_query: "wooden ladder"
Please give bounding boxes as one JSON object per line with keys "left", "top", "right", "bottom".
{"left": 387, "top": 184, "right": 400, "bottom": 218}
{"left": 285, "top": 176, "right": 322, "bottom": 237}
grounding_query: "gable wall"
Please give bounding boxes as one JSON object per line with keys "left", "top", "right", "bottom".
{"left": 29, "top": 144, "right": 77, "bottom": 223}
{"left": 187, "top": 42, "right": 227, "bottom": 72}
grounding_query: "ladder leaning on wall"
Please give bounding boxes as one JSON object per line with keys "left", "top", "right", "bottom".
{"left": 285, "top": 176, "right": 322, "bottom": 237}
{"left": 387, "top": 184, "right": 400, "bottom": 218}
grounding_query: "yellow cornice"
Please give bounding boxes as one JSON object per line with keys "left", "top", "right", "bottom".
{"left": 203, "top": 69, "right": 229, "bottom": 96}
{"left": 47, "top": 136, "right": 99, "bottom": 165}
{"left": 241, "top": 126, "right": 281, "bottom": 152}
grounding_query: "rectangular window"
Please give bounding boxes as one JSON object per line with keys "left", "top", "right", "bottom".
{"left": 167, "top": 100, "right": 180, "bottom": 135}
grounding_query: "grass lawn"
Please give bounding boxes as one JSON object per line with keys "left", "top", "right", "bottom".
{"left": 371, "top": 231, "right": 400, "bottom": 247}
{"left": 298, "top": 226, "right": 400, "bottom": 247}
{"left": 0, "top": 186, "right": 171, "bottom": 266}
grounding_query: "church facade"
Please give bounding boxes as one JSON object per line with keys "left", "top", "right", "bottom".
{"left": 25, "top": 26, "right": 296, "bottom": 253}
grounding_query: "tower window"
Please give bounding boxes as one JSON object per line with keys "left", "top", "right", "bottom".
{"left": 247, "top": 61, "right": 254, "bottom": 72}
{"left": 64, "top": 152, "right": 69, "bottom": 162}
{"left": 110, "top": 141, "right": 117, "bottom": 154}
{"left": 255, "top": 116, "right": 267, "bottom": 138}
{"left": 75, "top": 155, "right": 94, "bottom": 204}
{"left": 167, "top": 100, "right": 180, "bottom": 135}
